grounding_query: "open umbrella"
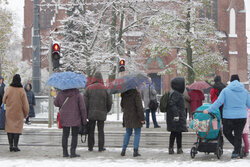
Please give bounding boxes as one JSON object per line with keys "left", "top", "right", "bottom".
{"left": 107, "top": 73, "right": 148, "bottom": 94}
{"left": 188, "top": 81, "right": 211, "bottom": 90}
{"left": 46, "top": 71, "right": 87, "bottom": 90}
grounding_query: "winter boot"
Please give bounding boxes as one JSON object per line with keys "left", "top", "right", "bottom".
{"left": 121, "top": 149, "right": 126, "bottom": 156}
{"left": 133, "top": 149, "right": 141, "bottom": 157}
{"left": 169, "top": 147, "right": 174, "bottom": 154}
{"left": 7, "top": 133, "right": 14, "bottom": 152}
{"left": 70, "top": 148, "right": 80, "bottom": 158}
{"left": 177, "top": 148, "right": 183, "bottom": 154}
{"left": 13, "top": 134, "right": 20, "bottom": 152}
{"left": 63, "top": 147, "right": 69, "bottom": 157}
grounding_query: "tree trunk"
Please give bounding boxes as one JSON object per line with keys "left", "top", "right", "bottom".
{"left": 185, "top": 1, "right": 194, "bottom": 84}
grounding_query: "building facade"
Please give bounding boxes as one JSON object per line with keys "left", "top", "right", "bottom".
{"left": 23, "top": 0, "right": 248, "bottom": 93}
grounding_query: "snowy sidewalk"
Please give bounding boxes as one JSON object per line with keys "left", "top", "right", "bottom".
{"left": 0, "top": 146, "right": 249, "bottom": 167}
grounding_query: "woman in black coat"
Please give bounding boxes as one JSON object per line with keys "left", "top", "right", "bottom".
{"left": 166, "top": 77, "right": 187, "bottom": 154}
{"left": 24, "top": 83, "right": 36, "bottom": 125}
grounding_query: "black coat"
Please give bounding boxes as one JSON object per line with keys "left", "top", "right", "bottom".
{"left": 166, "top": 77, "right": 187, "bottom": 132}
{"left": 24, "top": 84, "right": 36, "bottom": 117}
{"left": 121, "top": 89, "right": 145, "bottom": 128}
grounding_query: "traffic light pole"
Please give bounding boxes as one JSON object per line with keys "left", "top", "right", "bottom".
{"left": 48, "top": 37, "right": 54, "bottom": 128}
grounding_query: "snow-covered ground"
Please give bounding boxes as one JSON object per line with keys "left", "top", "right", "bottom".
{"left": 0, "top": 147, "right": 249, "bottom": 167}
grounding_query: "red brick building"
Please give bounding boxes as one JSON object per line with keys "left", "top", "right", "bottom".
{"left": 23, "top": 0, "right": 248, "bottom": 93}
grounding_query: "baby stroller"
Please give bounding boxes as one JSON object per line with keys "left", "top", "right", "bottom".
{"left": 190, "top": 104, "right": 224, "bottom": 159}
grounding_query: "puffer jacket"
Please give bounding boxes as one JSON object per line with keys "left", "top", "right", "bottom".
{"left": 167, "top": 77, "right": 187, "bottom": 132}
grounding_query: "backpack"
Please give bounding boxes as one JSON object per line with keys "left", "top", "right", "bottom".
{"left": 159, "top": 91, "right": 173, "bottom": 113}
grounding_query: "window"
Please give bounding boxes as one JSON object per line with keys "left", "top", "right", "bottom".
{"left": 40, "top": 11, "right": 45, "bottom": 29}
{"left": 229, "top": 8, "right": 237, "bottom": 37}
{"left": 46, "top": 9, "right": 51, "bottom": 28}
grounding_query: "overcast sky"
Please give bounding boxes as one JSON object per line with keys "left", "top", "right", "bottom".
{"left": 5, "top": 0, "right": 250, "bottom": 51}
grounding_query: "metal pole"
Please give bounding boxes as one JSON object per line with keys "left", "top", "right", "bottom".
{"left": 32, "top": 0, "right": 41, "bottom": 94}
{"left": 48, "top": 37, "right": 54, "bottom": 128}
{"left": 116, "top": 60, "right": 120, "bottom": 120}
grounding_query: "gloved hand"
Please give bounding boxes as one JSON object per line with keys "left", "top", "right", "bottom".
{"left": 173, "top": 117, "right": 179, "bottom": 121}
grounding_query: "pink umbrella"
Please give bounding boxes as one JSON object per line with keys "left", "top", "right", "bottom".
{"left": 188, "top": 81, "right": 211, "bottom": 90}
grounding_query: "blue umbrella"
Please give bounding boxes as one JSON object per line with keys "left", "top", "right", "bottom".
{"left": 46, "top": 71, "right": 87, "bottom": 90}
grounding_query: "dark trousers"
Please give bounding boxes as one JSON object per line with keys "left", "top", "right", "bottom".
{"left": 62, "top": 126, "right": 79, "bottom": 155}
{"left": 88, "top": 120, "right": 105, "bottom": 149}
{"left": 145, "top": 109, "right": 158, "bottom": 128}
{"left": 169, "top": 132, "right": 182, "bottom": 149}
{"left": 222, "top": 118, "right": 246, "bottom": 154}
{"left": 7, "top": 133, "right": 20, "bottom": 148}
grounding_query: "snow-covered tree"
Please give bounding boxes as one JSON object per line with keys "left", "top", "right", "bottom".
{"left": 147, "top": 0, "right": 227, "bottom": 84}
{"left": 52, "top": 0, "right": 117, "bottom": 77}
{"left": 50, "top": 0, "right": 150, "bottom": 78}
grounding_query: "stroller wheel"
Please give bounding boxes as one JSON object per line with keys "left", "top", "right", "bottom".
{"left": 191, "top": 147, "right": 196, "bottom": 159}
{"left": 216, "top": 147, "right": 223, "bottom": 159}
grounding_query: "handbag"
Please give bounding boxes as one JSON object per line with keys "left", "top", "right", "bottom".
{"left": 148, "top": 85, "right": 158, "bottom": 111}
{"left": 79, "top": 121, "right": 89, "bottom": 143}
{"left": 57, "top": 97, "right": 69, "bottom": 129}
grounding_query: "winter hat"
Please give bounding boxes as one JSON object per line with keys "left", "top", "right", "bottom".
{"left": 230, "top": 74, "right": 240, "bottom": 82}
{"left": 10, "top": 74, "right": 23, "bottom": 88}
{"left": 214, "top": 75, "right": 221, "bottom": 83}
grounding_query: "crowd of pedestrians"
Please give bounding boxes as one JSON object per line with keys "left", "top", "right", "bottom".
{"left": 0, "top": 72, "right": 249, "bottom": 160}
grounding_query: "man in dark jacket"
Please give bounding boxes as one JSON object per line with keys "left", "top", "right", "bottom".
{"left": 84, "top": 71, "right": 112, "bottom": 152}
{"left": 167, "top": 77, "right": 187, "bottom": 154}
{"left": 24, "top": 83, "right": 36, "bottom": 125}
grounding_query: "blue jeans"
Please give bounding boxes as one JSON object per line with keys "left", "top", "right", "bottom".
{"left": 122, "top": 128, "right": 141, "bottom": 150}
{"left": 145, "top": 109, "right": 158, "bottom": 128}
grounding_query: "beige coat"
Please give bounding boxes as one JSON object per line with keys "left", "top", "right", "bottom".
{"left": 3, "top": 86, "right": 29, "bottom": 134}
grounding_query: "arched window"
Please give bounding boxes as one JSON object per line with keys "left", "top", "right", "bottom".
{"left": 229, "top": 8, "right": 237, "bottom": 37}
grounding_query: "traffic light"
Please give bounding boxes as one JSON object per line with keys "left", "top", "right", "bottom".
{"left": 119, "top": 59, "right": 125, "bottom": 72}
{"left": 52, "top": 43, "right": 61, "bottom": 70}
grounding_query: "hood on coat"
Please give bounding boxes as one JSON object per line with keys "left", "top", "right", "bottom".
{"left": 121, "top": 89, "right": 137, "bottom": 98}
{"left": 171, "top": 77, "right": 185, "bottom": 94}
{"left": 93, "top": 71, "right": 104, "bottom": 85}
{"left": 213, "top": 75, "right": 225, "bottom": 92}
{"left": 61, "top": 88, "right": 80, "bottom": 97}
{"left": 227, "top": 80, "right": 245, "bottom": 92}
{"left": 24, "top": 83, "right": 32, "bottom": 92}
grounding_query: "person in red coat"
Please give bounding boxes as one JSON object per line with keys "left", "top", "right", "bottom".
{"left": 210, "top": 75, "right": 225, "bottom": 116}
{"left": 189, "top": 90, "right": 204, "bottom": 119}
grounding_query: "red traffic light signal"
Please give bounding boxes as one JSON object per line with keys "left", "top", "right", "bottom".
{"left": 119, "top": 59, "right": 125, "bottom": 72}
{"left": 52, "top": 43, "right": 61, "bottom": 69}
{"left": 52, "top": 43, "right": 60, "bottom": 52}
{"left": 119, "top": 60, "right": 125, "bottom": 66}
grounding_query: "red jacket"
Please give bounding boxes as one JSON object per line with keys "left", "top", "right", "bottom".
{"left": 189, "top": 90, "right": 205, "bottom": 113}
{"left": 210, "top": 88, "right": 218, "bottom": 104}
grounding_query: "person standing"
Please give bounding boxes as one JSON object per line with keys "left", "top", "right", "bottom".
{"left": 210, "top": 75, "right": 226, "bottom": 116}
{"left": 183, "top": 88, "right": 191, "bottom": 120}
{"left": 167, "top": 77, "right": 187, "bottom": 154}
{"left": 141, "top": 78, "right": 160, "bottom": 128}
{"left": 3, "top": 74, "right": 29, "bottom": 152}
{"left": 0, "top": 76, "right": 6, "bottom": 107}
{"left": 203, "top": 74, "right": 250, "bottom": 158}
{"left": 242, "top": 108, "right": 250, "bottom": 157}
{"left": 54, "top": 88, "right": 87, "bottom": 158}
{"left": 120, "top": 89, "right": 145, "bottom": 157}
{"left": 24, "top": 83, "right": 36, "bottom": 125}
{"left": 189, "top": 89, "right": 205, "bottom": 119}
{"left": 84, "top": 71, "right": 112, "bottom": 152}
